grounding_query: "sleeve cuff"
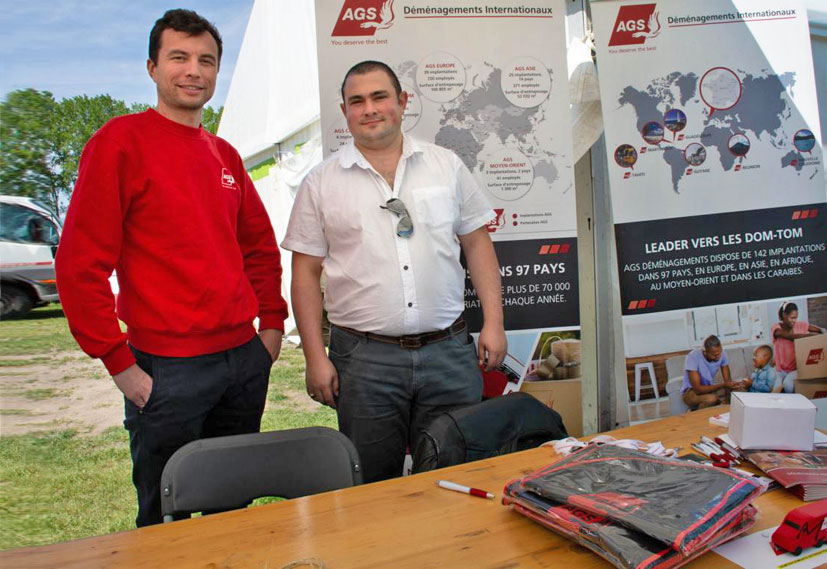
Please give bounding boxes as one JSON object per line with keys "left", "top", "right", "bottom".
{"left": 457, "top": 210, "right": 496, "bottom": 235}
{"left": 102, "top": 343, "right": 136, "bottom": 376}
{"left": 258, "top": 314, "right": 286, "bottom": 332}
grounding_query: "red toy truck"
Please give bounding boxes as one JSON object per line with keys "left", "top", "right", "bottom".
{"left": 772, "top": 499, "right": 827, "bottom": 555}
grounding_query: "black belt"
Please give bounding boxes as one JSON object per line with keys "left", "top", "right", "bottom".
{"left": 336, "top": 317, "right": 466, "bottom": 349}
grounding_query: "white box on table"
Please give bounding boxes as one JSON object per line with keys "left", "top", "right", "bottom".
{"left": 729, "top": 392, "right": 815, "bottom": 451}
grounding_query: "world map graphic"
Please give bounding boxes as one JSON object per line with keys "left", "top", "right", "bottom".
{"left": 617, "top": 68, "right": 820, "bottom": 193}
{"left": 397, "top": 60, "right": 560, "bottom": 188}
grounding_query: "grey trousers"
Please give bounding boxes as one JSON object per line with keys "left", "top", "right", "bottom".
{"left": 329, "top": 324, "right": 483, "bottom": 483}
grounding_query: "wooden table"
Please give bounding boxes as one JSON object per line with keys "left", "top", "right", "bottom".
{"left": 1, "top": 407, "right": 802, "bottom": 568}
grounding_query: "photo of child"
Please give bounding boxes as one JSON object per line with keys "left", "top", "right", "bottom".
{"left": 740, "top": 345, "right": 781, "bottom": 393}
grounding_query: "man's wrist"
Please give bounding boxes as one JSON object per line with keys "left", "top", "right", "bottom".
{"left": 481, "top": 317, "right": 504, "bottom": 329}
{"left": 306, "top": 349, "right": 331, "bottom": 366}
{"left": 103, "top": 344, "right": 136, "bottom": 376}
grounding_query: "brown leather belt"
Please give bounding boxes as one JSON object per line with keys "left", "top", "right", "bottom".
{"left": 336, "top": 317, "right": 466, "bottom": 349}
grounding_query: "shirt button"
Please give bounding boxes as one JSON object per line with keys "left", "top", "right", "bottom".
{"left": 403, "top": 265, "right": 409, "bottom": 270}
{"left": 407, "top": 302, "right": 413, "bottom": 307}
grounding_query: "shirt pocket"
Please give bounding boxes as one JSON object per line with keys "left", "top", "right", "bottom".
{"left": 411, "top": 185, "right": 456, "bottom": 232}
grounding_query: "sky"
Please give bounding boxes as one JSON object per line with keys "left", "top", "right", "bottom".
{"left": 0, "top": 0, "right": 255, "bottom": 109}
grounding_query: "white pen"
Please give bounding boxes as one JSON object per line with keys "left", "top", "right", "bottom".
{"left": 437, "top": 480, "right": 494, "bottom": 499}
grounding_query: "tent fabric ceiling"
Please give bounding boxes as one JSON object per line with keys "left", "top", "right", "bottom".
{"left": 218, "top": 0, "right": 320, "bottom": 159}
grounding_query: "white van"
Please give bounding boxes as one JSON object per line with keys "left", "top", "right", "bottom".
{"left": 0, "top": 195, "right": 62, "bottom": 318}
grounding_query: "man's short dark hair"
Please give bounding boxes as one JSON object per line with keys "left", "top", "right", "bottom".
{"left": 703, "top": 335, "right": 721, "bottom": 351}
{"left": 149, "top": 9, "right": 223, "bottom": 65}
{"left": 340, "top": 60, "right": 403, "bottom": 102}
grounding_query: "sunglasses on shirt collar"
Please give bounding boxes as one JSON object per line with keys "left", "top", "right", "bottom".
{"left": 380, "top": 198, "right": 414, "bottom": 238}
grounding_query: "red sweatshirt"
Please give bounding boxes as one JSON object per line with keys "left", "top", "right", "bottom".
{"left": 56, "top": 109, "right": 287, "bottom": 375}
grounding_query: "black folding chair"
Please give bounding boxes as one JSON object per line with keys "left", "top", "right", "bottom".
{"left": 412, "top": 392, "right": 568, "bottom": 473}
{"left": 160, "top": 426, "right": 362, "bottom": 522}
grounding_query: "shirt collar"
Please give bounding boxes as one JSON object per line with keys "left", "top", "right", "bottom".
{"left": 338, "top": 134, "right": 424, "bottom": 170}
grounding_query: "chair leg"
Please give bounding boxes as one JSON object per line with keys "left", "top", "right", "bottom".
{"left": 646, "top": 363, "right": 659, "bottom": 399}
{"left": 634, "top": 366, "right": 642, "bottom": 402}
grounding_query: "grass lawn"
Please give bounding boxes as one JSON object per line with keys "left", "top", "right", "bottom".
{"left": 0, "top": 306, "right": 332, "bottom": 550}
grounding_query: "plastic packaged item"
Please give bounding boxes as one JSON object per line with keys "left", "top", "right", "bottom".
{"left": 503, "top": 479, "right": 758, "bottom": 569}
{"left": 516, "top": 445, "right": 763, "bottom": 556}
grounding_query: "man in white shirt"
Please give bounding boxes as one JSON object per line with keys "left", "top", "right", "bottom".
{"left": 283, "top": 60, "right": 507, "bottom": 482}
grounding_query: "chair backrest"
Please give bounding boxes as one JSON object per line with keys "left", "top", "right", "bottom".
{"left": 665, "top": 355, "right": 686, "bottom": 381}
{"left": 411, "top": 392, "right": 568, "bottom": 473}
{"left": 160, "top": 427, "right": 361, "bottom": 521}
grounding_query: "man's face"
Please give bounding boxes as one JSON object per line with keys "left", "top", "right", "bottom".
{"left": 340, "top": 70, "right": 407, "bottom": 149}
{"left": 703, "top": 346, "right": 722, "bottom": 362}
{"left": 147, "top": 29, "right": 218, "bottom": 118}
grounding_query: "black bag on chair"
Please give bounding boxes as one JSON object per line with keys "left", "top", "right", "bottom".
{"left": 412, "top": 392, "right": 568, "bottom": 473}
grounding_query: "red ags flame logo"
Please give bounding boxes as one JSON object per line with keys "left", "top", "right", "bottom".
{"left": 486, "top": 209, "right": 505, "bottom": 233}
{"left": 608, "top": 4, "right": 660, "bottom": 46}
{"left": 332, "top": 0, "right": 395, "bottom": 37}
{"left": 806, "top": 348, "right": 824, "bottom": 366}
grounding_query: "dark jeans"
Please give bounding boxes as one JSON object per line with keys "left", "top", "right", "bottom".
{"left": 124, "top": 335, "right": 272, "bottom": 526}
{"left": 329, "top": 325, "right": 482, "bottom": 484}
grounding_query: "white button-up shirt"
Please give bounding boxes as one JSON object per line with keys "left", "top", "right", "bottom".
{"left": 283, "top": 136, "right": 494, "bottom": 335}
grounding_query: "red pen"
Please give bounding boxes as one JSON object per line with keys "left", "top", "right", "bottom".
{"left": 437, "top": 480, "right": 494, "bottom": 499}
{"left": 714, "top": 437, "right": 742, "bottom": 460}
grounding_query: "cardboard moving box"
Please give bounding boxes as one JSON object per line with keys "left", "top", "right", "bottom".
{"left": 520, "top": 378, "right": 582, "bottom": 437}
{"left": 795, "top": 334, "right": 827, "bottom": 380}
{"left": 796, "top": 378, "right": 827, "bottom": 400}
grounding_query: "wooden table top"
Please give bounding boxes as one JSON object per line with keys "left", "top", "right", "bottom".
{"left": 1, "top": 406, "right": 802, "bottom": 569}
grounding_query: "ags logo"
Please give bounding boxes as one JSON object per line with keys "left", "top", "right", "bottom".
{"left": 221, "top": 168, "right": 237, "bottom": 189}
{"left": 806, "top": 348, "right": 824, "bottom": 366}
{"left": 332, "top": 0, "right": 395, "bottom": 36}
{"left": 486, "top": 209, "right": 505, "bottom": 233}
{"left": 608, "top": 3, "right": 660, "bottom": 46}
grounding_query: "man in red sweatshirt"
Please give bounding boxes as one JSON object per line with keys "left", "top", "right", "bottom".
{"left": 55, "top": 9, "right": 288, "bottom": 527}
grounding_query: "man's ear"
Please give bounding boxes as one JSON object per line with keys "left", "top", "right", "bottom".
{"left": 147, "top": 58, "right": 157, "bottom": 83}
{"left": 340, "top": 101, "right": 347, "bottom": 116}
{"left": 399, "top": 90, "right": 408, "bottom": 112}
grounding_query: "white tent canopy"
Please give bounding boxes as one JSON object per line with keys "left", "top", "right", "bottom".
{"left": 219, "top": 0, "right": 320, "bottom": 163}
{"left": 219, "top": 1, "right": 324, "bottom": 338}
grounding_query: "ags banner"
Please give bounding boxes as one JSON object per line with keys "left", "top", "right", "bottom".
{"left": 591, "top": 0, "right": 827, "bottom": 403}
{"left": 315, "top": 0, "right": 579, "bottom": 393}
{"left": 591, "top": 0, "right": 826, "bottom": 316}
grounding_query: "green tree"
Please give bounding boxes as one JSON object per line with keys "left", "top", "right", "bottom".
{"left": 0, "top": 89, "right": 60, "bottom": 211}
{"left": 51, "top": 95, "right": 131, "bottom": 210}
{"left": 201, "top": 105, "right": 223, "bottom": 134}
{"left": 1, "top": 90, "right": 225, "bottom": 213}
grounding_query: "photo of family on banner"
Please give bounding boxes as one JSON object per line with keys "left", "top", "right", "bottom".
{"left": 525, "top": 331, "right": 582, "bottom": 383}
{"left": 473, "top": 329, "right": 582, "bottom": 398}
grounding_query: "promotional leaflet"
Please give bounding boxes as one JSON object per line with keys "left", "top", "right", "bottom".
{"left": 315, "top": 0, "right": 579, "bottom": 394}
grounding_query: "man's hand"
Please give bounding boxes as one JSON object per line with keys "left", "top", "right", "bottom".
{"left": 113, "top": 364, "right": 153, "bottom": 409}
{"left": 258, "top": 328, "right": 283, "bottom": 362}
{"left": 305, "top": 356, "right": 339, "bottom": 408}
{"left": 724, "top": 379, "right": 745, "bottom": 391}
{"left": 478, "top": 323, "right": 507, "bottom": 372}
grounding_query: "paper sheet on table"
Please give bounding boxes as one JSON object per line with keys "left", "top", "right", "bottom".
{"left": 714, "top": 525, "right": 827, "bottom": 568}
{"left": 719, "top": 432, "right": 827, "bottom": 449}
{"left": 710, "top": 412, "right": 730, "bottom": 427}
